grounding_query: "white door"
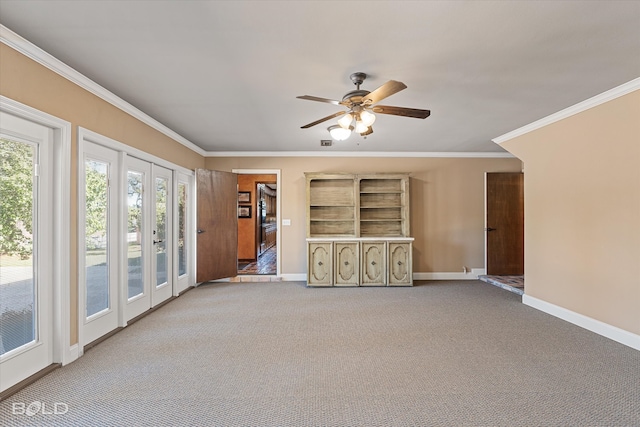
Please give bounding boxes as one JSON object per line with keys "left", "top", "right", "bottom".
{"left": 0, "top": 112, "right": 53, "bottom": 391}
{"left": 124, "top": 157, "right": 152, "bottom": 321}
{"left": 80, "top": 142, "right": 120, "bottom": 346}
{"left": 175, "top": 174, "right": 192, "bottom": 294}
{"left": 151, "top": 165, "right": 173, "bottom": 306}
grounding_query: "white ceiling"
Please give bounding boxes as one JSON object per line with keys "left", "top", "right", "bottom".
{"left": 1, "top": 1, "right": 639, "bottom": 154}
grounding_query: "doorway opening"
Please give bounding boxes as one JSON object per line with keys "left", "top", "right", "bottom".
{"left": 234, "top": 171, "right": 279, "bottom": 276}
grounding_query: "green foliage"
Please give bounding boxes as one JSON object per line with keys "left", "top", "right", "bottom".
{"left": 0, "top": 138, "right": 34, "bottom": 259}
{"left": 127, "top": 172, "right": 142, "bottom": 235}
{"left": 84, "top": 161, "right": 108, "bottom": 250}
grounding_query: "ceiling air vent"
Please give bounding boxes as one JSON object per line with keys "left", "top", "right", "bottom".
{"left": 320, "top": 140, "right": 333, "bottom": 147}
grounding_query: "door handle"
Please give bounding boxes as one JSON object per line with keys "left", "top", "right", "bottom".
{"left": 485, "top": 227, "right": 496, "bottom": 232}
{"left": 197, "top": 229, "right": 205, "bottom": 234}
{"left": 153, "top": 239, "right": 164, "bottom": 245}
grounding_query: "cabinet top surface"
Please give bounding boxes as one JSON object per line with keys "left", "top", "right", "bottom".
{"left": 307, "top": 237, "right": 414, "bottom": 242}
{"left": 305, "top": 172, "right": 410, "bottom": 178}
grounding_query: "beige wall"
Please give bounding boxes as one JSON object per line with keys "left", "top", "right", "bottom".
{"left": 501, "top": 90, "right": 640, "bottom": 335}
{"left": 205, "top": 156, "right": 522, "bottom": 276}
{"left": 0, "top": 44, "right": 206, "bottom": 344}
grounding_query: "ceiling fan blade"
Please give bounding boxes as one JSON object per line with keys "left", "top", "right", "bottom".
{"left": 300, "top": 111, "right": 347, "bottom": 129}
{"left": 296, "top": 95, "right": 342, "bottom": 106}
{"left": 372, "top": 105, "right": 431, "bottom": 119}
{"left": 362, "top": 80, "right": 407, "bottom": 106}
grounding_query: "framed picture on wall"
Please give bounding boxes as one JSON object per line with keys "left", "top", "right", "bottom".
{"left": 238, "top": 206, "right": 252, "bottom": 218}
{"left": 238, "top": 191, "right": 251, "bottom": 204}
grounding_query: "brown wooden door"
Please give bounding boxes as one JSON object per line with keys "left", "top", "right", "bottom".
{"left": 486, "top": 172, "right": 524, "bottom": 275}
{"left": 196, "top": 169, "right": 238, "bottom": 282}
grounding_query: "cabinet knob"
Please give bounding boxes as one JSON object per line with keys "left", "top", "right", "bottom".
{"left": 397, "top": 261, "right": 403, "bottom": 265}
{"left": 344, "top": 261, "right": 349, "bottom": 266}
{"left": 371, "top": 261, "right": 376, "bottom": 266}
{"left": 318, "top": 261, "right": 323, "bottom": 266}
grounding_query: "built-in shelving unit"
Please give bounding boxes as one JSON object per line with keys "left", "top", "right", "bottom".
{"left": 308, "top": 176, "right": 356, "bottom": 237}
{"left": 305, "top": 172, "right": 413, "bottom": 287}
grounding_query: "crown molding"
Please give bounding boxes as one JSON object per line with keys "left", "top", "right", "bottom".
{"left": 205, "top": 151, "right": 515, "bottom": 158}
{"left": 493, "top": 77, "right": 640, "bottom": 145}
{"left": 0, "top": 24, "right": 206, "bottom": 156}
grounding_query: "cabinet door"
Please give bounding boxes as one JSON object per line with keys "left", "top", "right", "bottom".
{"left": 335, "top": 242, "right": 359, "bottom": 287}
{"left": 388, "top": 242, "right": 412, "bottom": 286}
{"left": 308, "top": 242, "right": 333, "bottom": 287}
{"left": 361, "top": 242, "right": 386, "bottom": 286}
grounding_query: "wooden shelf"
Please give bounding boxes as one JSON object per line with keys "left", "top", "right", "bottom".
{"left": 305, "top": 172, "right": 410, "bottom": 239}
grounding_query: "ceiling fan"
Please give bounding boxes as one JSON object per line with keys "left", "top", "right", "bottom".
{"left": 297, "top": 72, "right": 430, "bottom": 140}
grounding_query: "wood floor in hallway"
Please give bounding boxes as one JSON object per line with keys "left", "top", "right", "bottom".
{"left": 238, "top": 246, "right": 276, "bottom": 275}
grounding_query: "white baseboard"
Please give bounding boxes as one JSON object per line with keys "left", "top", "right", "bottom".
{"left": 277, "top": 271, "right": 486, "bottom": 282}
{"left": 523, "top": 295, "right": 640, "bottom": 351}
{"left": 280, "top": 273, "right": 307, "bottom": 281}
{"left": 413, "top": 268, "right": 486, "bottom": 281}
{"left": 63, "top": 344, "right": 79, "bottom": 366}
{"left": 206, "top": 274, "right": 307, "bottom": 283}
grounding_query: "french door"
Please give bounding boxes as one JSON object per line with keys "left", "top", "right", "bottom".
{"left": 151, "top": 165, "right": 173, "bottom": 306}
{"left": 79, "top": 128, "right": 187, "bottom": 349}
{"left": 124, "top": 157, "right": 151, "bottom": 320}
{"left": 175, "top": 174, "right": 192, "bottom": 294}
{"left": 0, "top": 112, "right": 53, "bottom": 391}
{"left": 80, "top": 142, "right": 120, "bottom": 345}
{"left": 124, "top": 159, "right": 173, "bottom": 321}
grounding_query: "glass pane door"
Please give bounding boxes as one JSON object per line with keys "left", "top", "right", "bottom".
{"left": 125, "top": 157, "right": 152, "bottom": 321}
{"left": 81, "top": 141, "right": 119, "bottom": 346}
{"left": 0, "top": 110, "right": 53, "bottom": 393}
{"left": 155, "top": 175, "right": 168, "bottom": 287}
{"left": 151, "top": 165, "right": 172, "bottom": 306}
{"left": 85, "top": 159, "right": 110, "bottom": 317}
{"left": 127, "top": 171, "right": 144, "bottom": 299}
{"left": 178, "top": 182, "right": 187, "bottom": 278}
{"left": 0, "top": 138, "right": 36, "bottom": 355}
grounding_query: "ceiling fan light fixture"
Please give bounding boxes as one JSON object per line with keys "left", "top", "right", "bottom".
{"left": 360, "top": 110, "right": 376, "bottom": 127}
{"left": 328, "top": 124, "right": 352, "bottom": 141}
{"left": 355, "top": 120, "right": 368, "bottom": 134}
{"left": 338, "top": 113, "right": 353, "bottom": 129}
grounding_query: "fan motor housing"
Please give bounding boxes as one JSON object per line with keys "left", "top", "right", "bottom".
{"left": 342, "top": 89, "right": 370, "bottom": 105}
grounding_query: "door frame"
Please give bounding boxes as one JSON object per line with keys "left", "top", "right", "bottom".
{"left": 232, "top": 169, "right": 281, "bottom": 277}
{"left": 0, "top": 97, "right": 73, "bottom": 378}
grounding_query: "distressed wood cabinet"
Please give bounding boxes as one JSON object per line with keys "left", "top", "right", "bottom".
{"left": 388, "top": 242, "right": 413, "bottom": 286}
{"left": 335, "top": 242, "right": 359, "bottom": 286}
{"left": 307, "top": 242, "right": 332, "bottom": 287}
{"left": 361, "top": 241, "right": 386, "bottom": 286}
{"left": 305, "top": 172, "right": 413, "bottom": 287}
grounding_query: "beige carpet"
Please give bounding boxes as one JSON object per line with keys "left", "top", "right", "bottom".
{"left": 1, "top": 280, "right": 639, "bottom": 426}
